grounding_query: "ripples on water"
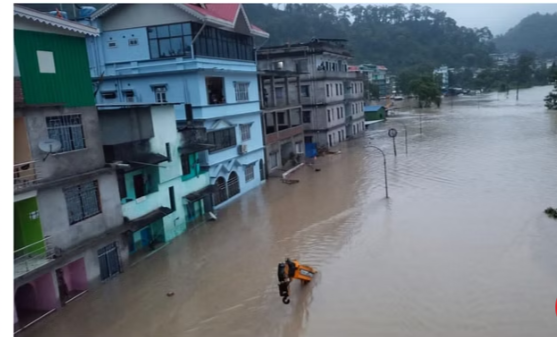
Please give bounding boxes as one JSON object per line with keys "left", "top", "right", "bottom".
{"left": 22, "top": 86, "right": 557, "bottom": 337}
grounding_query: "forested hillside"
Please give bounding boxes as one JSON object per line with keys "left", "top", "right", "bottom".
{"left": 245, "top": 4, "right": 496, "bottom": 72}
{"left": 494, "top": 12, "right": 557, "bottom": 58}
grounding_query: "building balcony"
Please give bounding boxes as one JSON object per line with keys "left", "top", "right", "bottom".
{"left": 261, "top": 97, "right": 301, "bottom": 110}
{"left": 265, "top": 124, "right": 304, "bottom": 145}
{"left": 193, "top": 101, "right": 260, "bottom": 120}
{"left": 344, "top": 92, "right": 364, "bottom": 100}
{"left": 14, "top": 161, "right": 41, "bottom": 191}
{"left": 122, "top": 191, "right": 164, "bottom": 222}
{"left": 14, "top": 236, "right": 55, "bottom": 279}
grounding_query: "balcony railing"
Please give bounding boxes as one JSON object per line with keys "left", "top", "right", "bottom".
{"left": 14, "top": 236, "right": 55, "bottom": 279}
{"left": 14, "top": 161, "right": 40, "bottom": 191}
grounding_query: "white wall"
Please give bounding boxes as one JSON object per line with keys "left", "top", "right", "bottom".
{"left": 101, "top": 4, "right": 200, "bottom": 31}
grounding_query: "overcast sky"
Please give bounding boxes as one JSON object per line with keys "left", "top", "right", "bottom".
{"left": 327, "top": 3, "right": 557, "bottom": 36}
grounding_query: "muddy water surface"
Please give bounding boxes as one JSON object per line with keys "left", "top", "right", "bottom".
{"left": 22, "top": 86, "right": 557, "bottom": 337}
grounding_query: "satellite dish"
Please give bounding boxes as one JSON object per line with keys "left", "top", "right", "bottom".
{"left": 39, "top": 139, "right": 62, "bottom": 153}
{"left": 39, "top": 139, "right": 62, "bottom": 161}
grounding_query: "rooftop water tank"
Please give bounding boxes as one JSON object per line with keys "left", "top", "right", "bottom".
{"left": 48, "top": 10, "right": 68, "bottom": 20}
{"left": 78, "top": 6, "right": 97, "bottom": 19}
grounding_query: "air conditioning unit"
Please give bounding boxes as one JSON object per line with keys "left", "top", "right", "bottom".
{"left": 237, "top": 144, "right": 247, "bottom": 155}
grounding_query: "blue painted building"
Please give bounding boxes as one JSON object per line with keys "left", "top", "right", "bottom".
{"left": 80, "top": 3, "right": 269, "bottom": 208}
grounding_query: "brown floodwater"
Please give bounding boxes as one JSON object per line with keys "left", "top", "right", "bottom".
{"left": 21, "top": 86, "right": 557, "bottom": 337}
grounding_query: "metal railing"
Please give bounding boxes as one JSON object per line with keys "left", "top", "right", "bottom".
{"left": 14, "top": 236, "right": 55, "bottom": 278}
{"left": 14, "top": 161, "right": 40, "bottom": 190}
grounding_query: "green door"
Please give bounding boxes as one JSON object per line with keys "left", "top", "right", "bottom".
{"left": 14, "top": 197, "right": 45, "bottom": 256}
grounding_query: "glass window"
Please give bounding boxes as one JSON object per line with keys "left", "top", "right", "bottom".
{"left": 148, "top": 23, "right": 193, "bottom": 59}
{"left": 46, "top": 115, "right": 86, "bottom": 152}
{"left": 206, "top": 77, "right": 226, "bottom": 104}
{"left": 169, "top": 24, "right": 182, "bottom": 37}
{"left": 157, "top": 25, "right": 170, "bottom": 38}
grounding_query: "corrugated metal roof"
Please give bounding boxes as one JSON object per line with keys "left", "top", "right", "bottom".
{"left": 14, "top": 5, "right": 99, "bottom": 36}
{"left": 364, "top": 105, "right": 384, "bottom": 112}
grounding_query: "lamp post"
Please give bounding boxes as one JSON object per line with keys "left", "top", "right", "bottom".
{"left": 364, "top": 143, "right": 389, "bottom": 198}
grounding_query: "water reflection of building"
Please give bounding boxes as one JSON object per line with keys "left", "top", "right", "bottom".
{"left": 80, "top": 4, "right": 269, "bottom": 209}
{"left": 13, "top": 7, "right": 125, "bottom": 332}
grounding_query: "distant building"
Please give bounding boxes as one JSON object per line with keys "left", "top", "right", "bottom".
{"left": 257, "top": 69, "right": 305, "bottom": 176}
{"left": 258, "top": 38, "right": 366, "bottom": 149}
{"left": 433, "top": 65, "right": 451, "bottom": 92}
{"left": 489, "top": 53, "right": 519, "bottom": 67}
{"left": 351, "top": 64, "right": 391, "bottom": 97}
{"left": 364, "top": 105, "right": 386, "bottom": 122}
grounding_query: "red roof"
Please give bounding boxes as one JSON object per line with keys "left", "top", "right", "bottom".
{"left": 348, "top": 65, "right": 360, "bottom": 72}
{"left": 184, "top": 4, "right": 267, "bottom": 36}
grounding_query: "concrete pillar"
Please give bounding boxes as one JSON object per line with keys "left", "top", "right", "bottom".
{"left": 297, "top": 77, "right": 301, "bottom": 104}
{"left": 258, "top": 75, "right": 265, "bottom": 109}
{"left": 270, "top": 76, "right": 276, "bottom": 107}
{"left": 285, "top": 76, "right": 290, "bottom": 106}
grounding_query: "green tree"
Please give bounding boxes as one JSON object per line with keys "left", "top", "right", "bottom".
{"left": 410, "top": 76, "right": 442, "bottom": 108}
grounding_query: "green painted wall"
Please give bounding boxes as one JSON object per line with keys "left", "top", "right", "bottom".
{"left": 14, "top": 30, "right": 94, "bottom": 107}
{"left": 14, "top": 198, "right": 45, "bottom": 254}
{"left": 181, "top": 153, "right": 200, "bottom": 181}
{"left": 365, "top": 109, "right": 386, "bottom": 121}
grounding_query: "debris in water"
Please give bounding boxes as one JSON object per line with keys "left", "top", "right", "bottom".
{"left": 282, "top": 179, "right": 299, "bottom": 185}
{"left": 167, "top": 292, "right": 175, "bottom": 297}
{"left": 544, "top": 207, "right": 557, "bottom": 219}
{"left": 315, "top": 169, "right": 321, "bottom": 172}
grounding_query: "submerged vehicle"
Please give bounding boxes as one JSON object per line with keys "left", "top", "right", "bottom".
{"left": 277, "top": 258, "right": 317, "bottom": 304}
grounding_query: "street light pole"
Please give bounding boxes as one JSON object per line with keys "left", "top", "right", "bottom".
{"left": 364, "top": 143, "right": 389, "bottom": 198}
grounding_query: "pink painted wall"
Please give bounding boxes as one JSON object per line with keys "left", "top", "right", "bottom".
{"left": 61, "top": 258, "right": 88, "bottom": 292}
{"left": 32, "top": 273, "right": 58, "bottom": 311}
{"left": 14, "top": 272, "right": 58, "bottom": 314}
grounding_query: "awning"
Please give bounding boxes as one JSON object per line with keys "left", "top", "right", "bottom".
{"left": 123, "top": 207, "right": 173, "bottom": 232}
{"left": 184, "top": 185, "right": 216, "bottom": 202}
{"left": 122, "top": 153, "right": 169, "bottom": 172}
{"left": 179, "top": 144, "right": 215, "bottom": 155}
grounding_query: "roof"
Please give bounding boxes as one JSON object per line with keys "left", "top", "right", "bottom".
{"left": 348, "top": 65, "right": 360, "bottom": 72}
{"left": 377, "top": 65, "right": 387, "bottom": 71}
{"left": 364, "top": 105, "right": 385, "bottom": 112}
{"left": 124, "top": 207, "right": 173, "bottom": 232}
{"left": 13, "top": 5, "right": 99, "bottom": 36}
{"left": 91, "top": 4, "right": 268, "bottom": 38}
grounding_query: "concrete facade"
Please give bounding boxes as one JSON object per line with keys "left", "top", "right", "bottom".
{"left": 13, "top": 7, "right": 128, "bottom": 332}
{"left": 83, "top": 3, "right": 268, "bottom": 208}
{"left": 258, "top": 39, "right": 365, "bottom": 149}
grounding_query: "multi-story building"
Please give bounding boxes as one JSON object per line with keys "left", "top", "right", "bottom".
{"left": 433, "top": 65, "right": 451, "bottom": 93}
{"left": 79, "top": 3, "right": 269, "bottom": 208}
{"left": 258, "top": 38, "right": 365, "bottom": 149}
{"left": 350, "top": 64, "right": 392, "bottom": 98}
{"left": 257, "top": 69, "right": 305, "bottom": 175}
{"left": 13, "top": 6, "right": 126, "bottom": 332}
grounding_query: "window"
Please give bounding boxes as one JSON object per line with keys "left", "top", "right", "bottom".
{"left": 341, "top": 107, "right": 344, "bottom": 118}
{"left": 295, "top": 59, "right": 308, "bottom": 73}
{"left": 328, "top": 134, "right": 333, "bottom": 147}
{"left": 64, "top": 180, "right": 101, "bottom": 225}
{"left": 169, "top": 186, "right": 176, "bottom": 211}
{"left": 191, "top": 22, "right": 254, "bottom": 61}
{"left": 327, "top": 109, "right": 331, "bottom": 122}
{"left": 122, "top": 90, "right": 134, "bottom": 102}
{"left": 207, "top": 127, "right": 236, "bottom": 152}
{"left": 128, "top": 38, "right": 138, "bottom": 46}
{"left": 337, "top": 107, "right": 340, "bottom": 119}
{"left": 108, "top": 41, "right": 117, "bottom": 48}
{"left": 275, "top": 87, "right": 284, "bottom": 100}
{"left": 234, "top": 82, "right": 249, "bottom": 102}
{"left": 37, "top": 51, "right": 55, "bottom": 74}
{"left": 154, "top": 86, "right": 167, "bottom": 103}
{"left": 101, "top": 91, "right": 116, "bottom": 99}
{"left": 46, "top": 115, "right": 86, "bottom": 152}
{"left": 340, "top": 84, "right": 343, "bottom": 94}
{"left": 301, "top": 85, "right": 310, "bottom": 97}
{"left": 326, "top": 84, "right": 330, "bottom": 97}
{"left": 206, "top": 77, "right": 225, "bottom": 104}
{"left": 181, "top": 154, "right": 191, "bottom": 176}
{"left": 304, "top": 136, "right": 313, "bottom": 143}
{"left": 270, "top": 152, "right": 278, "bottom": 168}
{"left": 291, "top": 109, "right": 301, "bottom": 126}
{"left": 303, "top": 110, "right": 311, "bottom": 123}
{"left": 335, "top": 83, "right": 339, "bottom": 96}
{"left": 277, "top": 112, "right": 286, "bottom": 125}
{"left": 245, "top": 164, "right": 254, "bottom": 182}
{"left": 295, "top": 142, "right": 303, "bottom": 154}
{"left": 165, "top": 142, "right": 171, "bottom": 161}
{"left": 147, "top": 23, "right": 192, "bottom": 59}
{"left": 240, "top": 124, "right": 251, "bottom": 141}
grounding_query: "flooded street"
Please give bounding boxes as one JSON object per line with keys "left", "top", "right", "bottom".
{"left": 22, "top": 86, "right": 557, "bottom": 337}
